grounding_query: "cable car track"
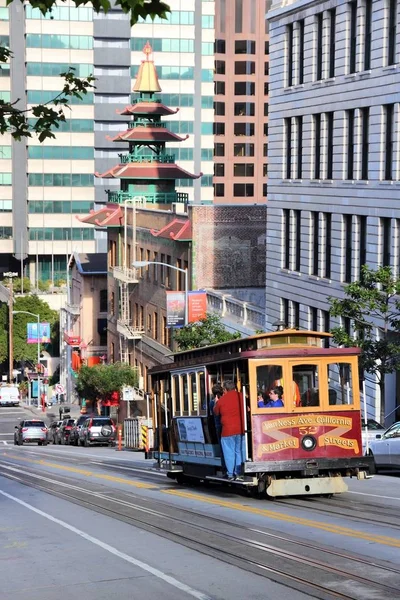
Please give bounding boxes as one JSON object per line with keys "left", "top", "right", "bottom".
{"left": 1, "top": 464, "right": 399, "bottom": 600}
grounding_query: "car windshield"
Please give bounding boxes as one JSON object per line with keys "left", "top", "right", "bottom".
{"left": 361, "top": 420, "right": 385, "bottom": 430}
{"left": 24, "top": 421, "right": 46, "bottom": 427}
{"left": 92, "top": 419, "right": 112, "bottom": 426}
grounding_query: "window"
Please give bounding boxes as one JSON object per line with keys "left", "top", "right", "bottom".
{"left": 312, "top": 212, "right": 320, "bottom": 276}
{"left": 215, "top": 39, "right": 226, "bottom": 53}
{"left": 27, "top": 62, "right": 93, "bottom": 77}
{"left": 388, "top": 0, "right": 397, "bottom": 66}
{"left": 310, "top": 306, "right": 318, "bottom": 331}
{"left": 326, "top": 112, "right": 334, "bottom": 179}
{"left": 29, "top": 228, "right": 94, "bottom": 241}
{"left": 296, "top": 116, "right": 303, "bottom": 179}
{"left": 282, "top": 298, "right": 289, "bottom": 327}
{"left": 264, "top": 62, "right": 269, "bottom": 76}
{"left": 263, "top": 164, "right": 268, "bottom": 176}
{"left": 234, "top": 123, "right": 254, "bottom": 136}
{"left": 214, "top": 183, "right": 225, "bottom": 197}
{"left": 313, "top": 114, "right": 321, "bottom": 179}
{"left": 364, "top": 0, "right": 372, "bottom": 70}
{"left": 214, "top": 163, "right": 225, "bottom": 177}
{"left": 287, "top": 23, "right": 293, "bottom": 86}
{"left": 264, "top": 124, "right": 268, "bottom": 136}
{"left": 233, "top": 163, "right": 254, "bottom": 177}
{"left": 234, "top": 61, "right": 255, "bottom": 75}
{"left": 293, "top": 363, "right": 320, "bottom": 406}
{"left": 346, "top": 109, "right": 355, "bottom": 179}
{"left": 27, "top": 5, "right": 92, "bottom": 19}
{"left": 131, "top": 37, "right": 193, "bottom": 52}
{"left": 28, "top": 90, "right": 93, "bottom": 104}
{"left": 265, "top": 41, "right": 269, "bottom": 54}
{"left": 28, "top": 146, "right": 93, "bottom": 160}
{"left": 235, "top": 0, "right": 243, "bottom": 33}
{"left": 264, "top": 104, "right": 269, "bottom": 116}
{"left": 234, "top": 102, "right": 255, "bottom": 116}
{"left": 234, "top": 143, "right": 254, "bottom": 157}
{"left": 0, "top": 173, "right": 12, "bottom": 185}
{"left": 263, "top": 183, "right": 268, "bottom": 196}
{"left": 202, "top": 15, "right": 214, "bottom": 28}
{"left": 264, "top": 82, "right": 269, "bottom": 95}
{"left": 233, "top": 183, "right": 254, "bottom": 197}
{"left": 26, "top": 34, "right": 93, "bottom": 49}
{"left": 255, "top": 364, "right": 287, "bottom": 409}
{"left": 382, "top": 217, "right": 391, "bottom": 266}
{"left": 359, "top": 215, "right": 367, "bottom": 278}
{"left": 349, "top": 1, "right": 358, "bottom": 73}
{"left": 234, "top": 82, "right": 255, "bottom": 95}
{"left": 327, "top": 363, "right": 354, "bottom": 405}
{"left": 344, "top": 214, "right": 353, "bottom": 282}
{"left": 28, "top": 174, "right": 93, "bottom": 186}
{"left": 283, "top": 209, "right": 290, "bottom": 269}
{"left": 384, "top": 104, "right": 394, "bottom": 180}
{"left": 214, "top": 143, "right": 225, "bottom": 157}
{"left": 202, "top": 42, "right": 214, "bottom": 55}
{"left": 220, "top": 0, "right": 226, "bottom": 32}
{"left": 215, "top": 60, "right": 225, "bottom": 74}
{"left": 285, "top": 117, "right": 292, "bottom": 179}
{"left": 263, "top": 144, "right": 268, "bottom": 157}
{"left": 361, "top": 107, "right": 369, "bottom": 180}
{"left": 214, "top": 102, "right": 225, "bottom": 116}
{"left": 298, "top": 19, "right": 305, "bottom": 84}
{"left": 322, "top": 311, "right": 330, "bottom": 346}
{"left": 294, "top": 210, "right": 301, "bottom": 272}
{"left": 235, "top": 40, "right": 255, "bottom": 54}
{"left": 293, "top": 301, "right": 300, "bottom": 328}
{"left": 329, "top": 9, "right": 336, "bottom": 77}
{"left": 324, "top": 213, "right": 332, "bottom": 279}
{"left": 215, "top": 81, "right": 225, "bottom": 95}
{"left": 213, "top": 122, "right": 225, "bottom": 136}
{"left": 316, "top": 13, "right": 323, "bottom": 80}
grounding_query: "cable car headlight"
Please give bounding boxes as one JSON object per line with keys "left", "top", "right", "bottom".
{"left": 301, "top": 435, "right": 317, "bottom": 451}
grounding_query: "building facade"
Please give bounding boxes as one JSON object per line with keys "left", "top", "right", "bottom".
{"left": 266, "top": 0, "right": 400, "bottom": 420}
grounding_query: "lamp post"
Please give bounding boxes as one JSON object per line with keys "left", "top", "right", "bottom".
{"left": 4, "top": 271, "right": 18, "bottom": 383}
{"left": 13, "top": 310, "right": 41, "bottom": 408}
{"left": 132, "top": 260, "right": 189, "bottom": 326}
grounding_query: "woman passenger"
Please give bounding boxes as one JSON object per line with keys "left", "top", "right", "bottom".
{"left": 264, "top": 386, "right": 284, "bottom": 408}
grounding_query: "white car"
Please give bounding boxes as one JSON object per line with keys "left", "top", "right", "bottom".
{"left": 368, "top": 421, "right": 400, "bottom": 471}
{"left": 361, "top": 419, "right": 385, "bottom": 454}
{"left": 0, "top": 385, "right": 20, "bottom": 407}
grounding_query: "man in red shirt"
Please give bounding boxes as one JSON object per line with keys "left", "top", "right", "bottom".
{"left": 213, "top": 380, "right": 244, "bottom": 480}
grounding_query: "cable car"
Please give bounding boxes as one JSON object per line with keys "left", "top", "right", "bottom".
{"left": 150, "top": 329, "right": 374, "bottom": 497}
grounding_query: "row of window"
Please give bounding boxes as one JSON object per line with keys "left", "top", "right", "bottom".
{"left": 131, "top": 65, "right": 194, "bottom": 80}
{"left": 28, "top": 174, "right": 94, "bottom": 187}
{"left": 26, "top": 34, "right": 93, "bottom": 50}
{"left": 28, "top": 119, "right": 94, "bottom": 132}
{"left": 27, "top": 63, "right": 93, "bottom": 77}
{"left": 139, "top": 11, "right": 195, "bottom": 25}
{"left": 214, "top": 101, "right": 268, "bottom": 117}
{"left": 131, "top": 92, "right": 213, "bottom": 109}
{"left": 131, "top": 37, "right": 194, "bottom": 53}
{"left": 282, "top": 301, "right": 331, "bottom": 341}
{"left": 215, "top": 60, "right": 258, "bottom": 75}
{"left": 27, "top": 91, "right": 93, "bottom": 105}
{"left": 213, "top": 183, "right": 267, "bottom": 198}
{"left": 29, "top": 228, "right": 94, "bottom": 241}
{"left": 215, "top": 81, "right": 269, "bottom": 96}
{"left": 164, "top": 121, "right": 214, "bottom": 135}
{"left": 284, "top": 104, "right": 398, "bottom": 182}
{"left": 26, "top": 6, "right": 93, "bottom": 20}
{"left": 214, "top": 163, "right": 268, "bottom": 178}
{"left": 177, "top": 175, "right": 213, "bottom": 187}
{"left": 28, "top": 146, "right": 94, "bottom": 160}
{"left": 286, "top": 0, "right": 398, "bottom": 87}
{"left": 29, "top": 201, "right": 94, "bottom": 214}
{"left": 213, "top": 123, "right": 268, "bottom": 145}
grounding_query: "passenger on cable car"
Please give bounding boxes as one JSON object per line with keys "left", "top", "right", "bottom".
{"left": 264, "top": 386, "right": 284, "bottom": 408}
{"left": 213, "top": 380, "right": 245, "bottom": 481}
{"left": 270, "top": 366, "right": 301, "bottom": 407}
{"left": 257, "top": 390, "right": 268, "bottom": 407}
{"left": 209, "top": 383, "right": 226, "bottom": 473}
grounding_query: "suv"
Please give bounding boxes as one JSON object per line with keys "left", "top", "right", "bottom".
{"left": 14, "top": 420, "right": 48, "bottom": 446}
{"left": 79, "top": 417, "right": 116, "bottom": 447}
{"left": 69, "top": 414, "right": 96, "bottom": 446}
{"left": 57, "top": 418, "right": 76, "bottom": 445}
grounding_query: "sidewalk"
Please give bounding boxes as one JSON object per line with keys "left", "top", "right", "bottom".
{"left": 23, "top": 402, "right": 82, "bottom": 421}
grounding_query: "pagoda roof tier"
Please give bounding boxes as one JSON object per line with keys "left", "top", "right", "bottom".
{"left": 78, "top": 203, "right": 123, "bottom": 227}
{"left": 95, "top": 163, "right": 202, "bottom": 180}
{"left": 118, "top": 102, "right": 179, "bottom": 116}
{"left": 109, "top": 127, "right": 189, "bottom": 143}
{"left": 150, "top": 219, "right": 192, "bottom": 241}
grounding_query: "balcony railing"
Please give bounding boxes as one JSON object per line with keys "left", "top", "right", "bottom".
{"left": 118, "top": 153, "right": 175, "bottom": 165}
{"left": 106, "top": 190, "right": 189, "bottom": 205}
{"left": 128, "top": 120, "right": 166, "bottom": 129}
{"left": 117, "top": 320, "right": 144, "bottom": 340}
{"left": 112, "top": 266, "right": 138, "bottom": 284}
{"left": 206, "top": 290, "right": 265, "bottom": 332}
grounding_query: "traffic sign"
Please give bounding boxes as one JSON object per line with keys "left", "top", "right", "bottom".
{"left": 55, "top": 384, "right": 65, "bottom": 395}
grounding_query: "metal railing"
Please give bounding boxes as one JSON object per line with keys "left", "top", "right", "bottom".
{"left": 106, "top": 190, "right": 188, "bottom": 205}
{"left": 118, "top": 153, "right": 175, "bottom": 164}
{"left": 206, "top": 289, "right": 265, "bottom": 331}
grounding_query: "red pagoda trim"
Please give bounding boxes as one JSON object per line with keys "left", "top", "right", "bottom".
{"left": 117, "top": 103, "right": 179, "bottom": 116}
{"left": 78, "top": 204, "right": 123, "bottom": 227}
{"left": 95, "top": 163, "right": 202, "bottom": 180}
{"left": 150, "top": 219, "right": 192, "bottom": 241}
{"left": 108, "top": 128, "right": 189, "bottom": 143}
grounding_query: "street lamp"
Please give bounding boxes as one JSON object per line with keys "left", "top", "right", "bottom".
{"left": 13, "top": 310, "right": 41, "bottom": 408}
{"left": 4, "top": 271, "right": 18, "bottom": 382}
{"left": 132, "top": 260, "right": 189, "bottom": 326}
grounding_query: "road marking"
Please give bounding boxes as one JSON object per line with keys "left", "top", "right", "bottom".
{"left": 0, "top": 490, "right": 212, "bottom": 600}
{"left": 347, "top": 490, "right": 400, "bottom": 501}
{"left": 89, "top": 461, "right": 167, "bottom": 477}
{"left": 163, "top": 489, "right": 400, "bottom": 548}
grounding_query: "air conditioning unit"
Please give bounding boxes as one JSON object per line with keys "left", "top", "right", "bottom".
{"left": 172, "top": 202, "right": 186, "bottom": 215}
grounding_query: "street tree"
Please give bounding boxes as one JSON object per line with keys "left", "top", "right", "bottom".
{"left": 1, "top": 0, "right": 170, "bottom": 141}
{"left": 173, "top": 313, "right": 241, "bottom": 351}
{"left": 329, "top": 265, "right": 400, "bottom": 424}
{"left": 75, "top": 362, "right": 138, "bottom": 404}
{"left": 0, "top": 294, "right": 58, "bottom": 364}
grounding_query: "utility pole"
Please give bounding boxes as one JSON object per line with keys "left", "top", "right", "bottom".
{"left": 4, "top": 272, "right": 18, "bottom": 383}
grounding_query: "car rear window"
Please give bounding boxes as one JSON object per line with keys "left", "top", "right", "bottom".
{"left": 24, "top": 421, "right": 46, "bottom": 427}
{"left": 91, "top": 419, "right": 112, "bottom": 426}
{"left": 66, "top": 419, "right": 75, "bottom": 426}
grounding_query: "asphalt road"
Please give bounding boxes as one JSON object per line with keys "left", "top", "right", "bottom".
{"left": 1, "top": 406, "right": 400, "bottom": 600}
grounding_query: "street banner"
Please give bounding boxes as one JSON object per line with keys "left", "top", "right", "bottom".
{"left": 188, "top": 291, "right": 207, "bottom": 323}
{"left": 166, "top": 291, "right": 185, "bottom": 328}
{"left": 27, "top": 322, "right": 51, "bottom": 344}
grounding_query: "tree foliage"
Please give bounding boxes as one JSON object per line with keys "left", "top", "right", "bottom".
{"left": 1, "top": 0, "right": 170, "bottom": 140}
{"left": 0, "top": 294, "right": 59, "bottom": 364}
{"left": 329, "top": 265, "right": 400, "bottom": 424}
{"left": 75, "top": 362, "right": 139, "bottom": 401}
{"left": 173, "top": 313, "right": 241, "bottom": 351}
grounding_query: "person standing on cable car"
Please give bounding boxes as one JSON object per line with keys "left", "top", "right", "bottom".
{"left": 213, "top": 380, "right": 245, "bottom": 481}
{"left": 209, "top": 383, "right": 226, "bottom": 474}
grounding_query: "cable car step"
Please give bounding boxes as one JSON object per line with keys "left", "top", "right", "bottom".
{"left": 205, "top": 475, "right": 257, "bottom": 486}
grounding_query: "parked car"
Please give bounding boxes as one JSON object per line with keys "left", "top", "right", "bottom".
{"left": 0, "top": 385, "right": 20, "bottom": 407}
{"left": 79, "top": 417, "right": 116, "bottom": 447}
{"left": 361, "top": 419, "right": 385, "bottom": 454}
{"left": 14, "top": 420, "right": 48, "bottom": 446}
{"left": 48, "top": 420, "right": 63, "bottom": 444}
{"left": 57, "top": 418, "right": 76, "bottom": 445}
{"left": 68, "top": 414, "right": 97, "bottom": 446}
{"left": 368, "top": 421, "right": 400, "bottom": 470}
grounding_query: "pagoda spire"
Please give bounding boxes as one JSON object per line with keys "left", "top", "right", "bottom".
{"left": 133, "top": 42, "right": 161, "bottom": 94}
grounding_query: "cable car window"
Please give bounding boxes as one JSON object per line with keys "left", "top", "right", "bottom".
{"left": 327, "top": 362, "right": 354, "bottom": 405}
{"left": 182, "top": 374, "right": 189, "bottom": 415}
{"left": 256, "top": 364, "right": 286, "bottom": 408}
{"left": 173, "top": 375, "right": 181, "bottom": 415}
{"left": 189, "top": 373, "right": 198, "bottom": 415}
{"left": 199, "top": 371, "right": 207, "bottom": 415}
{"left": 293, "top": 364, "right": 319, "bottom": 407}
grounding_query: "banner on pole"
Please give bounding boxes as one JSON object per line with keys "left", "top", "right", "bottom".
{"left": 188, "top": 291, "right": 207, "bottom": 323}
{"left": 166, "top": 291, "right": 185, "bottom": 328}
{"left": 27, "top": 322, "right": 51, "bottom": 344}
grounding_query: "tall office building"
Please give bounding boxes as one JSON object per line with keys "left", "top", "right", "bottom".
{"left": 1, "top": 0, "right": 215, "bottom": 284}
{"left": 266, "top": 0, "right": 400, "bottom": 419}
